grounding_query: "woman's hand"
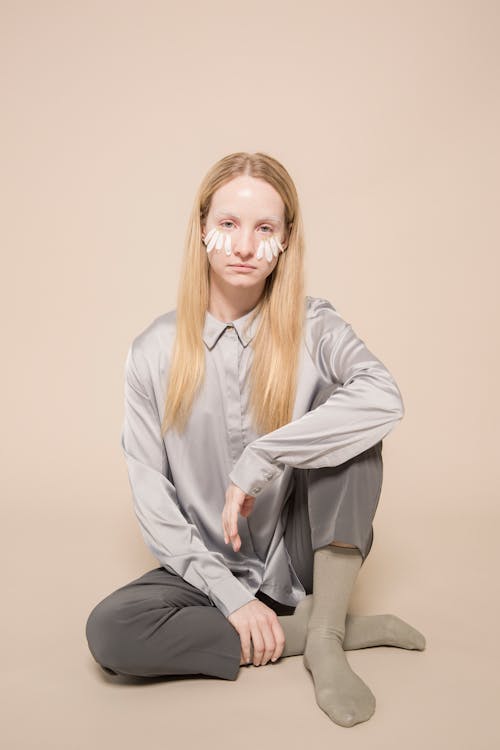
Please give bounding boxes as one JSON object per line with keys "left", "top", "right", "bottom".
{"left": 228, "top": 599, "right": 285, "bottom": 666}
{"left": 222, "top": 482, "right": 256, "bottom": 552}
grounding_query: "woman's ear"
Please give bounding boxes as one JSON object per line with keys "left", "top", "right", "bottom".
{"left": 282, "top": 222, "right": 293, "bottom": 250}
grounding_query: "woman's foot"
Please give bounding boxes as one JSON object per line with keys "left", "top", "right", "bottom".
{"left": 239, "top": 594, "right": 426, "bottom": 664}
{"left": 345, "top": 612, "right": 426, "bottom": 650}
{"left": 303, "top": 628, "right": 376, "bottom": 727}
{"left": 279, "top": 594, "right": 426, "bottom": 652}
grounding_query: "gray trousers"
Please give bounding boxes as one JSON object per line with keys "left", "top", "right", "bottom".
{"left": 85, "top": 386, "right": 383, "bottom": 682}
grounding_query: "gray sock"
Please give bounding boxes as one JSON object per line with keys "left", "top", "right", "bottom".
{"left": 277, "top": 595, "right": 426, "bottom": 654}
{"left": 303, "top": 545, "right": 376, "bottom": 727}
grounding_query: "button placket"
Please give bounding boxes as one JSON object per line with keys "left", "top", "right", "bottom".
{"left": 221, "top": 328, "right": 244, "bottom": 462}
{"left": 221, "top": 327, "right": 256, "bottom": 556}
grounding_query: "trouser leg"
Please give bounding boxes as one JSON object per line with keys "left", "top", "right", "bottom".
{"left": 283, "top": 384, "right": 384, "bottom": 595}
{"left": 85, "top": 566, "right": 242, "bottom": 681}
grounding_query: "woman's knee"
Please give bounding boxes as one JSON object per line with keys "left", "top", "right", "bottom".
{"left": 85, "top": 595, "right": 130, "bottom": 671}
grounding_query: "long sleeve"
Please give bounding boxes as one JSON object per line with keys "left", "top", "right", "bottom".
{"left": 121, "top": 340, "right": 257, "bottom": 618}
{"left": 228, "top": 312, "right": 404, "bottom": 497}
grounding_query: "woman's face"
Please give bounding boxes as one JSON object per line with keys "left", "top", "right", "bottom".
{"left": 202, "top": 175, "right": 289, "bottom": 292}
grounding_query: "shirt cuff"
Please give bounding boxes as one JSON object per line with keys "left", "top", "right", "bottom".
{"left": 208, "top": 574, "right": 258, "bottom": 618}
{"left": 228, "top": 446, "right": 284, "bottom": 497}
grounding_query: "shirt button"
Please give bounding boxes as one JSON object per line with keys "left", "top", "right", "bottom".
{"left": 251, "top": 487, "right": 260, "bottom": 494}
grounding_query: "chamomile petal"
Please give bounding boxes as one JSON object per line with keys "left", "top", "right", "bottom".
{"left": 215, "top": 231, "right": 224, "bottom": 250}
{"left": 204, "top": 227, "right": 217, "bottom": 245}
{"left": 270, "top": 236, "right": 279, "bottom": 257}
{"left": 207, "top": 232, "right": 218, "bottom": 253}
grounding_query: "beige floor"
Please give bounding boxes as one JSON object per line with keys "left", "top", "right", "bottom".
{"left": 2, "top": 0, "right": 499, "bottom": 747}
{"left": 3, "top": 500, "right": 498, "bottom": 750}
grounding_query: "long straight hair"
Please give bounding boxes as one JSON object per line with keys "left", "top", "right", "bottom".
{"left": 161, "top": 151, "right": 306, "bottom": 437}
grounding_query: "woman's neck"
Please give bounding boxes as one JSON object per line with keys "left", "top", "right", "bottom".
{"left": 207, "top": 282, "right": 264, "bottom": 323}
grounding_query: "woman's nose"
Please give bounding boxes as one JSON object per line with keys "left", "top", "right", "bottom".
{"left": 233, "top": 228, "right": 255, "bottom": 256}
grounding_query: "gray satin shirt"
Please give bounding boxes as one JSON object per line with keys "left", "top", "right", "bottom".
{"left": 121, "top": 295, "right": 404, "bottom": 618}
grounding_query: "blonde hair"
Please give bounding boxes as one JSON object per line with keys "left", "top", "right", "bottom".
{"left": 161, "top": 151, "right": 306, "bottom": 437}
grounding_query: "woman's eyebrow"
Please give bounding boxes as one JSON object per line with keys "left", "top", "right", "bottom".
{"left": 214, "top": 209, "right": 281, "bottom": 223}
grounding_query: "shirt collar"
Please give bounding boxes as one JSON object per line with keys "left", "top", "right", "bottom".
{"left": 202, "top": 303, "right": 262, "bottom": 350}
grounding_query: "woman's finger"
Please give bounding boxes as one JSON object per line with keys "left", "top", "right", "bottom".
{"left": 222, "top": 508, "right": 229, "bottom": 544}
{"left": 250, "top": 622, "right": 265, "bottom": 667}
{"left": 229, "top": 499, "right": 241, "bottom": 550}
{"left": 270, "top": 619, "right": 285, "bottom": 662}
{"left": 239, "top": 624, "right": 252, "bottom": 665}
{"left": 259, "top": 619, "right": 278, "bottom": 666}
{"left": 229, "top": 499, "right": 238, "bottom": 537}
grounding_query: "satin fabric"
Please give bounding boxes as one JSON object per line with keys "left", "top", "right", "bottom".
{"left": 121, "top": 296, "right": 404, "bottom": 618}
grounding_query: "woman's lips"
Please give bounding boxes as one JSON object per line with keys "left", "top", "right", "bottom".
{"left": 230, "top": 264, "right": 255, "bottom": 270}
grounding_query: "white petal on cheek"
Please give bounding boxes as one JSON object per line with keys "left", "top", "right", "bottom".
{"left": 207, "top": 231, "right": 219, "bottom": 252}
{"left": 204, "top": 227, "right": 217, "bottom": 245}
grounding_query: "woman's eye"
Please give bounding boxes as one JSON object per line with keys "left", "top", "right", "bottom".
{"left": 220, "top": 221, "right": 273, "bottom": 232}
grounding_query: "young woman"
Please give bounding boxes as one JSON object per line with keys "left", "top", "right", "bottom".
{"left": 85, "top": 151, "right": 426, "bottom": 728}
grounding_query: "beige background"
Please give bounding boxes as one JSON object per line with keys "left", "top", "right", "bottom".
{"left": 2, "top": 1, "right": 499, "bottom": 748}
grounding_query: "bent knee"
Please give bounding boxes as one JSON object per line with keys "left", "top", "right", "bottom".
{"left": 85, "top": 596, "right": 129, "bottom": 671}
